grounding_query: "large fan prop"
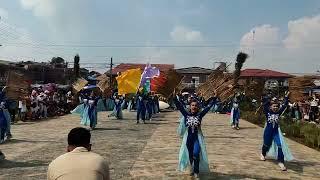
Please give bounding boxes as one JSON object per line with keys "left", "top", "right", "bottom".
{"left": 196, "top": 52, "right": 248, "bottom": 101}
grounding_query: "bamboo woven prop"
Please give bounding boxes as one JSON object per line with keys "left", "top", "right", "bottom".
{"left": 157, "top": 69, "right": 183, "bottom": 98}
{"left": 6, "top": 71, "right": 30, "bottom": 100}
{"left": 96, "top": 74, "right": 108, "bottom": 81}
{"left": 196, "top": 52, "right": 248, "bottom": 101}
{"left": 72, "top": 78, "right": 88, "bottom": 92}
{"left": 288, "top": 76, "right": 318, "bottom": 102}
{"left": 97, "top": 74, "right": 110, "bottom": 93}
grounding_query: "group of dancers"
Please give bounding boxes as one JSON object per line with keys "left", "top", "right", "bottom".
{"left": 174, "top": 90, "right": 293, "bottom": 177}
{"left": 71, "top": 89, "right": 161, "bottom": 129}
{"left": 71, "top": 87, "right": 293, "bottom": 177}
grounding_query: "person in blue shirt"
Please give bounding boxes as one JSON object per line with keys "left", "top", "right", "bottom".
{"left": 260, "top": 91, "right": 293, "bottom": 171}
{"left": 174, "top": 90, "right": 217, "bottom": 178}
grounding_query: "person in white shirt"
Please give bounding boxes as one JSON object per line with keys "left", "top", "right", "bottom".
{"left": 30, "top": 90, "right": 39, "bottom": 119}
{"left": 47, "top": 127, "right": 110, "bottom": 180}
{"left": 309, "top": 95, "right": 319, "bottom": 121}
{"left": 18, "top": 97, "right": 27, "bottom": 121}
{"left": 310, "top": 95, "right": 319, "bottom": 121}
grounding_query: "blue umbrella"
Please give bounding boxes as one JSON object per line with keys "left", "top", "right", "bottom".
{"left": 83, "top": 85, "right": 97, "bottom": 90}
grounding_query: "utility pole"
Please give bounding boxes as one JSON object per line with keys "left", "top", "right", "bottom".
{"left": 109, "top": 57, "right": 113, "bottom": 88}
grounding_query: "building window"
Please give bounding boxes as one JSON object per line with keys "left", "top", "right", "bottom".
{"left": 192, "top": 76, "right": 200, "bottom": 87}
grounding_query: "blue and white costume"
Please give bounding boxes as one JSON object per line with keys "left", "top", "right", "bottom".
{"left": 136, "top": 92, "right": 146, "bottom": 123}
{"left": 262, "top": 96, "right": 294, "bottom": 163}
{"left": 0, "top": 101, "right": 11, "bottom": 143}
{"left": 105, "top": 97, "right": 115, "bottom": 111}
{"left": 72, "top": 95, "right": 100, "bottom": 129}
{"left": 230, "top": 102, "right": 240, "bottom": 128}
{"left": 0, "top": 90, "right": 11, "bottom": 142}
{"left": 175, "top": 96, "right": 217, "bottom": 174}
{"left": 113, "top": 97, "right": 124, "bottom": 119}
{"left": 146, "top": 96, "right": 153, "bottom": 120}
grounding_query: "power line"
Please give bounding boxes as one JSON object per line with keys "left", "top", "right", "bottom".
{"left": 4, "top": 42, "right": 320, "bottom": 49}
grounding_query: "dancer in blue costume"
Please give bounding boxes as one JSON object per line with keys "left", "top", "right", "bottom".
{"left": 136, "top": 90, "right": 146, "bottom": 124}
{"left": 110, "top": 95, "right": 124, "bottom": 119}
{"left": 174, "top": 90, "right": 217, "bottom": 178}
{"left": 0, "top": 87, "right": 11, "bottom": 141}
{"left": 72, "top": 92, "right": 100, "bottom": 130}
{"left": 154, "top": 95, "right": 160, "bottom": 113}
{"left": 105, "top": 95, "right": 115, "bottom": 111}
{"left": 230, "top": 96, "right": 240, "bottom": 130}
{"left": 146, "top": 93, "right": 153, "bottom": 121}
{"left": 260, "top": 91, "right": 293, "bottom": 171}
{"left": 0, "top": 102, "right": 8, "bottom": 143}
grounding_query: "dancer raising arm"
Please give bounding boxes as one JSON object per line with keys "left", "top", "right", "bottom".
{"left": 174, "top": 90, "right": 217, "bottom": 178}
{"left": 260, "top": 91, "right": 293, "bottom": 171}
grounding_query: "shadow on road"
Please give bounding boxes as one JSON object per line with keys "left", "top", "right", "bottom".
{"left": 238, "top": 126, "right": 259, "bottom": 130}
{"left": 0, "top": 160, "right": 47, "bottom": 169}
{"left": 94, "top": 127, "right": 121, "bottom": 131}
{"left": 4, "top": 139, "right": 60, "bottom": 144}
{"left": 279, "top": 159, "right": 318, "bottom": 174}
{"left": 200, "top": 171, "right": 287, "bottom": 180}
{"left": 206, "top": 136, "right": 244, "bottom": 139}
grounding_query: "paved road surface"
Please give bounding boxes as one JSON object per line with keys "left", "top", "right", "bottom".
{"left": 0, "top": 111, "right": 319, "bottom": 179}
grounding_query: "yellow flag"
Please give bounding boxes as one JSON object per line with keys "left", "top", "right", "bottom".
{"left": 116, "top": 68, "right": 142, "bottom": 95}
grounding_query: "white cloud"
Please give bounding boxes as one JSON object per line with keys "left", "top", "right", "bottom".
{"left": 20, "top": 0, "right": 56, "bottom": 17}
{"left": 137, "top": 26, "right": 216, "bottom": 68}
{"left": 283, "top": 15, "right": 320, "bottom": 49}
{"left": 18, "top": 0, "right": 96, "bottom": 42}
{"left": 240, "top": 15, "right": 320, "bottom": 73}
{"left": 240, "top": 24, "right": 280, "bottom": 52}
{"left": 0, "top": 8, "right": 9, "bottom": 20}
{"left": 170, "top": 25, "right": 203, "bottom": 42}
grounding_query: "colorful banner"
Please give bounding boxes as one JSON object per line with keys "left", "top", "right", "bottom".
{"left": 156, "top": 70, "right": 183, "bottom": 98}
{"left": 116, "top": 68, "right": 142, "bottom": 95}
{"left": 143, "top": 79, "right": 151, "bottom": 94}
{"left": 139, "top": 64, "right": 160, "bottom": 87}
{"left": 151, "top": 71, "right": 167, "bottom": 92}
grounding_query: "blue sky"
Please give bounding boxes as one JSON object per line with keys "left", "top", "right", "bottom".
{"left": 0, "top": 0, "right": 320, "bottom": 73}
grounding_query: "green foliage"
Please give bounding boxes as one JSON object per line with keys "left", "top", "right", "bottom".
{"left": 242, "top": 110, "right": 320, "bottom": 150}
{"left": 300, "top": 123, "right": 320, "bottom": 148}
{"left": 241, "top": 110, "right": 265, "bottom": 127}
{"left": 51, "top": 57, "right": 65, "bottom": 64}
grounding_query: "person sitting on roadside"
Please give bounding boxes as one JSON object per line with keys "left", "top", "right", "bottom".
{"left": 47, "top": 127, "right": 110, "bottom": 180}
